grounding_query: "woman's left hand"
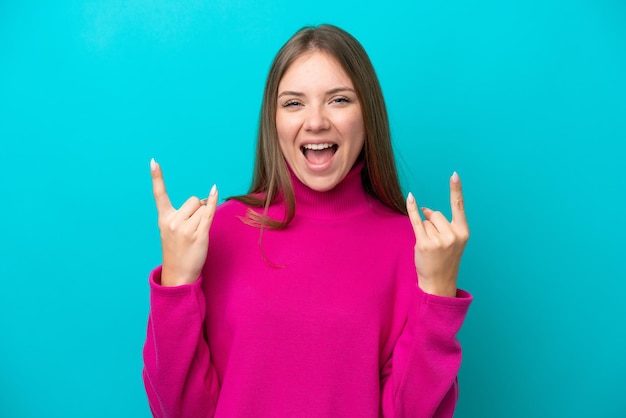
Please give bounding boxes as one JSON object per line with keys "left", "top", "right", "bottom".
{"left": 406, "top": 172, "right": 470, "bottom": 297}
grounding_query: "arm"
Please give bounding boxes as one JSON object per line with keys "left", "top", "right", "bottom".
{"left": 380, "top": 286, "right": 472, "bottom": 417}
{"left": 143, "top": 267, "right": 220, "bottom": 417}
{"left": 381, "top": 171, "right": 472, "bottom": 416}
{"left": 143, "top": 159, "right": 221, "bottom": 416}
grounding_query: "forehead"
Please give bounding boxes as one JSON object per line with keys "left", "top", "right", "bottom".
{"left": 278, "top": 50, "right": 353, "bottom": 89}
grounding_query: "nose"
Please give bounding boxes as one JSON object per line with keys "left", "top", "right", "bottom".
{"left": 303, "top": 105, "right": 330, "bottom": 132}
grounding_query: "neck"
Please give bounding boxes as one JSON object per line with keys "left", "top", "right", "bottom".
{"left": 288, "top": 162, "right": 370, "bottom": 219}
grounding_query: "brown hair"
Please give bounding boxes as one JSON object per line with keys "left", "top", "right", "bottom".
{"left": 231, "top": 24, "right": 407, "bottom": 228}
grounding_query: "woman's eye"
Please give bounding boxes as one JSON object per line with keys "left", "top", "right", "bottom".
{"left": 282, "top": 100, "right": 301, "bottom": 108}
{"left": 332, "top": 97, "right": 350, "bottom": 104}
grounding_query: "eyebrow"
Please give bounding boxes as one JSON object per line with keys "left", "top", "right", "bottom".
{"left": 277, "top": 87, "right": 356, "bottom": 99}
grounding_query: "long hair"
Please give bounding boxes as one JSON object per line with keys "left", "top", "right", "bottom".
{"left": 231, "top": 24, "right": 407, "bottom": 229}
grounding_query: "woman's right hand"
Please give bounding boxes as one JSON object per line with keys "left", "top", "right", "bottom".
{"left": 150, "top": 158, "right": 219, "bottom": 287}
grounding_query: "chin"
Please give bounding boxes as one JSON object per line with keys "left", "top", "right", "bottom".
{"left": 301, "top": 173, "right": 342, "bottom": 192}
{"left": 307, "top": 183, "right": 336, "bottom": 192}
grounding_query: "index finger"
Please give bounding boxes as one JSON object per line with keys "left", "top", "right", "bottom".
{"left": 450, "top": 171, "right": 468, "bottom": 228}
{"left": 150, "top": 158, "right": 173, "bottom": 214}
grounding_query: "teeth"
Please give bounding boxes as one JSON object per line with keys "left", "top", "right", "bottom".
{"left": 302, "top": 143, "right": 334, "bottom": 150}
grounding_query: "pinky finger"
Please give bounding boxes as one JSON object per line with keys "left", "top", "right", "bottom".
{"left": 406, "top": 192, "right": 427, "bottom": 240}
{"left": 198, "top": 185, "right": 218, "bottom": 233}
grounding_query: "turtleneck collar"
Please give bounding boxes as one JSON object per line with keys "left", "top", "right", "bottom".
{"left": 287, "top": 161, "right": 371, "bottom": 219}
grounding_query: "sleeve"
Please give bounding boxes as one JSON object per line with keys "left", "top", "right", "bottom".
{"left": 142, "top": 266, "right": 220, "bottom": 418}
{"left": 380, "top": 285, "right": 472, "bottom": 418}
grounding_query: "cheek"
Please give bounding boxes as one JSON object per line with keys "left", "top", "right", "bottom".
{"left": 276, "top": 117, "right": 297, "bottom": 160}
{"left": 276, "top": 114, "right": 298, "bottom": 143}
{"left": 275, "top": 116, "right": 288, "bottom": 149}
{"left": 342, "top": 113, "right": 365, "bottom": 146}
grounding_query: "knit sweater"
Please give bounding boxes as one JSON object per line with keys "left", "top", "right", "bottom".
{"left": 143, "top": 163, "right": 472, "bottom": 418}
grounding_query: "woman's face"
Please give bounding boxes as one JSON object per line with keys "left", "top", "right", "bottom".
{"left": 276, "top": 50, "right": 365, "bottom": 192}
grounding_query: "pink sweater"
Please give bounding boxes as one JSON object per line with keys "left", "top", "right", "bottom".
{"left": 143, "top": 163, "right": 472, "bottom": 417}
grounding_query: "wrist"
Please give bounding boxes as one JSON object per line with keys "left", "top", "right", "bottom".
{"left": 417, "top": 278, "right": 457, "bottom": 298}
{"left": 160, "top": 266, "right": 199, "bottom": 287}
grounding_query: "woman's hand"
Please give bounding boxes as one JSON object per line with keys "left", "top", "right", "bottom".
{"left": 406, "top": 172, "right": 469, "bottom": 297}
{"left": 150, "top": 158, "right": 218, "bottom": 287}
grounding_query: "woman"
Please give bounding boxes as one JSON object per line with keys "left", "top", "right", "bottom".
{"left": 144, "top": 24, "right": 472, "bottom": 417}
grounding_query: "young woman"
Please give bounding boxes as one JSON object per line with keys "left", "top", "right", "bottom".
{"left": 144, "top": 24, "right": 472, "bottom": 417}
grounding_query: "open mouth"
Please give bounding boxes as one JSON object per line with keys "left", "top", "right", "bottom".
{"left": 301, "top": 143, "right": 338, "bottom": 165}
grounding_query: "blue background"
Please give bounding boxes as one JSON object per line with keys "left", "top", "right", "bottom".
{"left": 1, "top": 1, "right": 624, "bottom": 416}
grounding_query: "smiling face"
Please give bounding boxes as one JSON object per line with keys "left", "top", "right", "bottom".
{"left": 276, "top": 50, "right": 365, "bottom": 192}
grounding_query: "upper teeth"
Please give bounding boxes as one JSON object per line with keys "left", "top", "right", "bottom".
{"left": 303, "top": 143, "right": 334, "bottom": 150}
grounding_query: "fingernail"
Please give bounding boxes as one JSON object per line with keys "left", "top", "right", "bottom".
{"left": 452, "top": 171, "right": 460, "bottom": 184}
{"left": 209, "top": 184, "right": 217, "bottom": 197}
{"left": 150, "top": 158, "right": 157, "bottom": 172}
{"left": 407, "top": 192, "right": 415, "bottom": 204}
